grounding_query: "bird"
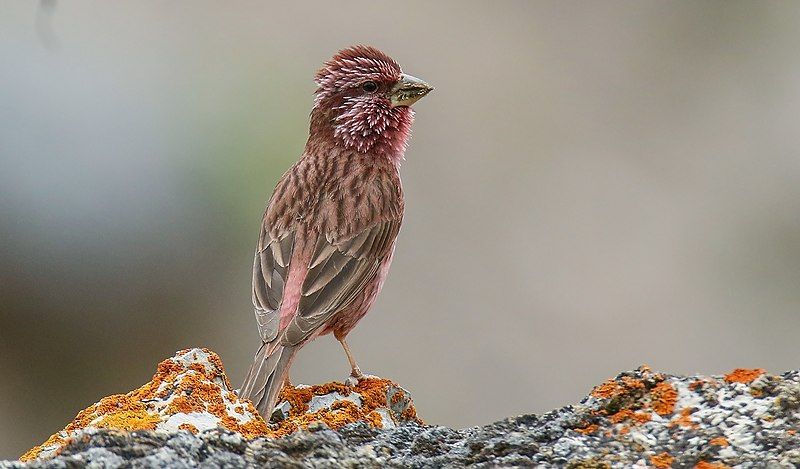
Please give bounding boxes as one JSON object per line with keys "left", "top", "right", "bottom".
{"left": 239, "top": 45, "right": 433, "bottom": 419}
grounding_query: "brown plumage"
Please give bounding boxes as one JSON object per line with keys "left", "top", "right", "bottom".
{"left": 239, "top": 45, "right": 433, "bottom": 419}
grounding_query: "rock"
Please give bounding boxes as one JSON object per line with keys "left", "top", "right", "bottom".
{"left": 268, "top": 377, "right": 421, "bottom": 437}
{"left": 4, "top": 353, "right": 800, "bottom": 467}
{"left": 12, "top": 348, "right": 421, "bottom": 464}
{"left": 271, "top": 400, "right": 291, "bottom": 422}
{"left": 15, "top": 348, "right": 268, "bottom": 462}
{"left": 307, "top": 390, "right": 361, "bottom": 413}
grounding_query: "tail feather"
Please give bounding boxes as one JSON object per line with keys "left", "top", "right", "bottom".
{"left": 240, "top": 342, "right": 297, "bottom": 419}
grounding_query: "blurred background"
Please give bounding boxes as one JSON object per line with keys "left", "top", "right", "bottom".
{"left": 2, "top": 0, "right": 800, "bottom": 459}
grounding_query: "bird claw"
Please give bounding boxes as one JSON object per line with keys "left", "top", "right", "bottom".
{"left": 345, "top": 373, "right": 380, "bottom": 387}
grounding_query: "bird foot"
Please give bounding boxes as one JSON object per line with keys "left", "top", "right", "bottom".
{"left": 345, "top": 373, "right": 380, "bottom": 387}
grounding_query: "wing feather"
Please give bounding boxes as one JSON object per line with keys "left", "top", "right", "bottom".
{"left": 304, "top": 250, "right": 350, "bottom": 295}
{"left": 282, "top": 220, "right": 399, "bottom": 346}
{"left": 252, "top": 224, "right": 294, "bottom": 343}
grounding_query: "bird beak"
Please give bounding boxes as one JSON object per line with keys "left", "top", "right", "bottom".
{"left": 390, "top": 74, "right": 433, "bottom": 107}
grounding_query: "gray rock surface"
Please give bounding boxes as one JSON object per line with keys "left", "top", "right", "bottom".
{"left": 5, "top": 366, "right": 800, "bottom": 468}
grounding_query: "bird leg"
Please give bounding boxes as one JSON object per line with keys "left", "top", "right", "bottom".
{"left": 338, "top": 338, "right": 363, "bottom": 380}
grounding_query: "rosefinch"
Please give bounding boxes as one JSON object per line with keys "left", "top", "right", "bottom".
{"left": 239, "top": 45, "right": 432, "bottom": 418}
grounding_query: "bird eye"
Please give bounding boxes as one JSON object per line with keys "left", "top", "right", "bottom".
{"left": 362, "top": 81, "right": 378, "bottom": 92}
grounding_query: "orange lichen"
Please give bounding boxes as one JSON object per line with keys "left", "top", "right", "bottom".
{"left": 390, "top": 389, "right": 403, "bottom": 404}
{"left": 689, "top": 380, "right": 705, "bottom": 391}
{"left": 609, "top": 409, "right": 634, "bottom": 424}
{"left": 401, "top": 404, "right": 421, "bottom": 423}
{"left": 178, "top": 423, "right": 199, "bottom": 434}
{"left": 724, "top": 368, "right": 765, "bottom": 384}
{"left": 270, "top": 378, "right": 421, "bottom": 437}
{"left": 19, "top": 434, "right": 64, "bottom": 462}
{"left": 206, "top": 352, "right": 235, "bottom": 390}
{"left": 365, "top": 411, "right": 384, "bottom": 428}
{"left": 357, "top": 379, "right": 403, "bottom": 415}
{"left": 20, "top": 394, "right": 162, "bottom": 461}
{"left": 166, "top": 396, "right": 205, "bottom": 415}
{"left": 788, "top": 429, "right": 796, "bottom": 435}
{"left": 272, "top": 400, "right": 361, "bottom": 437}
{"left": 591, "top": 375, "right": 647, "bottom": 404}
{"left": 651, "top": 452, "right": 674, "bottom": 469}
{"left": 221, "top": 413, "right": 271, "bottom": 439}
{"left": 709, "top": 437, "right": 729, "bottom": 447}
{"left": 277, "top": 381, "right": 351, "bottom": 416}
{"left": 621, "top": 376, "right": 646, "bottom": 390}
{"left": 695, "top": 461, "right": 731, "bottom": 469}
{"left": 95, "top": 410, "right": 159, "bottom": 431}
{"left": 671, "top": 407, "right": 697, "bottom": 429}
{"left": 591, "top": 380, "right": 624, "bottom": 399}
{"left": 168, "top": 371, "right": 227, "bottom": 417}
{"left": 575, "top": 424, "right": 599, "bottom": 435}
{"left": 651, "top": 382, "right": 678, "bottom": 416}
{"left": 609, "top": 409, "right": 652, "bottom": 426}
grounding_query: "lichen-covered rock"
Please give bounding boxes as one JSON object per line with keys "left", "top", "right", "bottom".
{"left": 553, "top": 365, "right": 797, "bottom": 468}
{"left": 7, "top": 359, "right": 800, "bottom": 468}
{"left": 17, "top": 348, "right": 420, "bottom": 463}
{"left": 272, "top": 378, "right": 420, "bottom": 437}
{"left": 18, "top": 348, "right": 268, "bottom": 462}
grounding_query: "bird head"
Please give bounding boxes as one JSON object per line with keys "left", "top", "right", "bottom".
{"left": 311, "top": 45, "right": 433, "bottom": 156}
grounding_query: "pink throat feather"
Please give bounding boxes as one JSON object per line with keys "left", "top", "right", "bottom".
{"left": 309, "top": 102, "right": 414, "bottom": 164}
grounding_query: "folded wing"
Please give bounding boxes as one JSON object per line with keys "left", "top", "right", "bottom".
{"left": 283, "top": 220, "right": 400, "bottom": 345}
{"left": 251, "top": 223, "right": 295, "bottom": 343}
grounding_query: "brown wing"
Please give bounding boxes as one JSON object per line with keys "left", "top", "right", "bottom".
{"left": 282, "top": 220, "right": 400, "bottom": 345}
{"left": 251, "top": 221, "right": 295, "bottom": 343}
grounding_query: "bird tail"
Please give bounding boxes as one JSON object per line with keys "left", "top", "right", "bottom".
{"left": 239, "top": 342, "right": 297, "bottom": 420}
